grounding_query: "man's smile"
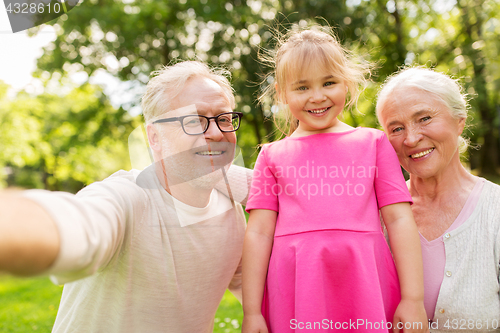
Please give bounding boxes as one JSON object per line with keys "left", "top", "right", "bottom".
{"left": 195, "top": 150, "right": 224, "bottom": 156}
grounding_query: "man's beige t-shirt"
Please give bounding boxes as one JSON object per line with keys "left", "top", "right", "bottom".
{"left": 24, "top": 166, "right": 246, "bottom": 333}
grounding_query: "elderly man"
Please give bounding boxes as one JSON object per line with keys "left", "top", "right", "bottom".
{"left": 0, "top": 61, "right": 247, "bottom": 332}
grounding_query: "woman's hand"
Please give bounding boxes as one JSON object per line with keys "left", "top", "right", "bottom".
{"left": 242, "top": 313, "right": 269, "bottom": 333}
{"left": 392, "top": 299, "right": 429, "bottom": 333}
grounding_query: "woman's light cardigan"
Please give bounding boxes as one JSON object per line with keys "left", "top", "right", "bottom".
{"left": 431, "top": 179, "right": 500, "bottom": 332}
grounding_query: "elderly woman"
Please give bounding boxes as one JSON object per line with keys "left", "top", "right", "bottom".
{"left": 376, "top": 67, "right": 500, "bottom": 332}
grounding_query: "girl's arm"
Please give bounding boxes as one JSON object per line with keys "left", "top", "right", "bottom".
{"left": 381, "top": 202, "right": 429, "bottom": 333}
{"left": 242, "top": 209, "right": 277, "bottom": 333}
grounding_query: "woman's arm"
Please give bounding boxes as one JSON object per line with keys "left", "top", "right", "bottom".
{"left": 381, "top": 202, "right": 428, "bottom": 333}
{"left": 242, "top": 209, "right": 277, "bottom": 333}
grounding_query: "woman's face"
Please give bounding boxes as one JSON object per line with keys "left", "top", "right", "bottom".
{"left": 377, "top": 87, "right": 465, "bottom": 179}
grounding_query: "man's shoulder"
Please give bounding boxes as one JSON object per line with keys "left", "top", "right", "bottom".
{"left": 78, "top": 169, "right": 149, "bottom": 204}
{"left": 98, "top": 168, "right": 155, "bottom": 190}
{"left": 214, "top": 190, "right": 246, "bottom": 222}
{"left": 107, "top": 169, "right": 142, "bottom": 182}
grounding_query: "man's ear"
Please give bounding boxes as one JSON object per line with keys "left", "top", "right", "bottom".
{"left": 146, "top": 123, "right": 162, "bottom": 152}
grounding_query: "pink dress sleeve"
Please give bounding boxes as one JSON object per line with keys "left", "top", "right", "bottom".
{"left": 245, "top": 145, "right": 279, "bottom": 212}
{"left": 374, "top": 134, "right": 413, "bottom": 208}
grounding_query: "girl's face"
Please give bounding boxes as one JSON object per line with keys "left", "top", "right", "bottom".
{"left": 283, "top": 62, "right": 347, "bottom": 134}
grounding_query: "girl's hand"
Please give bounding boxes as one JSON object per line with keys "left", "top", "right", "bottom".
{"left": 392, "top": 299, "right": 429, "bottom": 333}
{"left": 242, "top": 314, "right": 269, "bottom": 333}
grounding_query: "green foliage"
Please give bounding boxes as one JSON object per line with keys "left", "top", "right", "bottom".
{"left": 33, "top": 0, "right": 285, "bottom": 166}
{"left": 15, "top": 0, "right": 500, "bottom": 184}
{"left": 368, "top": 0, "right": 500, "bottom": 174}
{"left": 0, "top": 83, "right": 141, "bottom": 191}
{"left": 0, "top": 276, "right": 243, "bottom": 332}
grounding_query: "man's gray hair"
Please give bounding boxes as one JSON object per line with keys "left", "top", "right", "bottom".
{"left": 141, "top": 61, "right": 235, "bottom": 123}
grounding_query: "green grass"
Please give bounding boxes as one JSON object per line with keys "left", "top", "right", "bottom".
{"left": 214, "top": 291, "right": 243, "bottom": 333}
{"left": 0, "top": 275, "right": 243, "bottom": 332}
{"left": 0, "top": 275, "right": 62, "bottom": 332}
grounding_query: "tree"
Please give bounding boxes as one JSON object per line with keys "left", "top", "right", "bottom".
{"left": 0, "top": 82, "right": 139, "bottom": 192}
{"left": 32, "top": 0, "right": 499, "bottom": 174}
{"left": 393, "top": 0, "right": 500, "bottom": 175}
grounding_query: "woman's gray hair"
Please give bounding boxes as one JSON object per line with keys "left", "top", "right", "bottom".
{"left": 376, "top": 67, "right": 469, "bottom": 153}
{"left": 141, "top": 61, "right": 235, "bottom": 123}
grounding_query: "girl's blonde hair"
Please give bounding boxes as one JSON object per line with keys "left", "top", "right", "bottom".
{"left": 260, "top": 25, "right": 370, "bottom": 136}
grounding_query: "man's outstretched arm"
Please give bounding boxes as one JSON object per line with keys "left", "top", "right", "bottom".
{"left": 0, "top": 192, "right": 60, "bottom": 275}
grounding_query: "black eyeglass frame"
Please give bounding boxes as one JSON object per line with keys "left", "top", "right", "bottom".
{"left": 152, "top": 112, "right": 243, "bottom": 135}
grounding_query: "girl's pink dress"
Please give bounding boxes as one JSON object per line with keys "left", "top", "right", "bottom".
{"left": 246, "top": 128, "right": 412, "bottom": 332}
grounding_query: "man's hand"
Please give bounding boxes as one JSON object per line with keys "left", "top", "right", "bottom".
{"left": 0, "top": 192, "right": 60, "bottom": 275}
{"left": 392, "top": 299, "right": 429, "bottom": 333}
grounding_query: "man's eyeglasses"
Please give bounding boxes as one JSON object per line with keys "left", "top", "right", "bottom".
{"left": 152, "top": 112, "right": 243, "bottom": 135}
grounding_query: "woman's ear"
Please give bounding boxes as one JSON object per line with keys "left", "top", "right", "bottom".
{"left": 458, "top": 117, "right": 466, "bottom": 136}
{"left": 146, "top": 123, "right": 162, "bottom": 153}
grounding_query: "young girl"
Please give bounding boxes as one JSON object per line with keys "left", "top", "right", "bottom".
{"left": 242, "top": 27, "right": 428, "bottom": 333}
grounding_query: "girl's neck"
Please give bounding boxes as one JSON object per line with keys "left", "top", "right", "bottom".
{"left": 290, "top": 120, "right": 354, "bottom": 138}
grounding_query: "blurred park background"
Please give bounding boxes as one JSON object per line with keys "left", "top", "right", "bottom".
{"left": 1, "top": 0, "right": 499, "bottom": 331}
